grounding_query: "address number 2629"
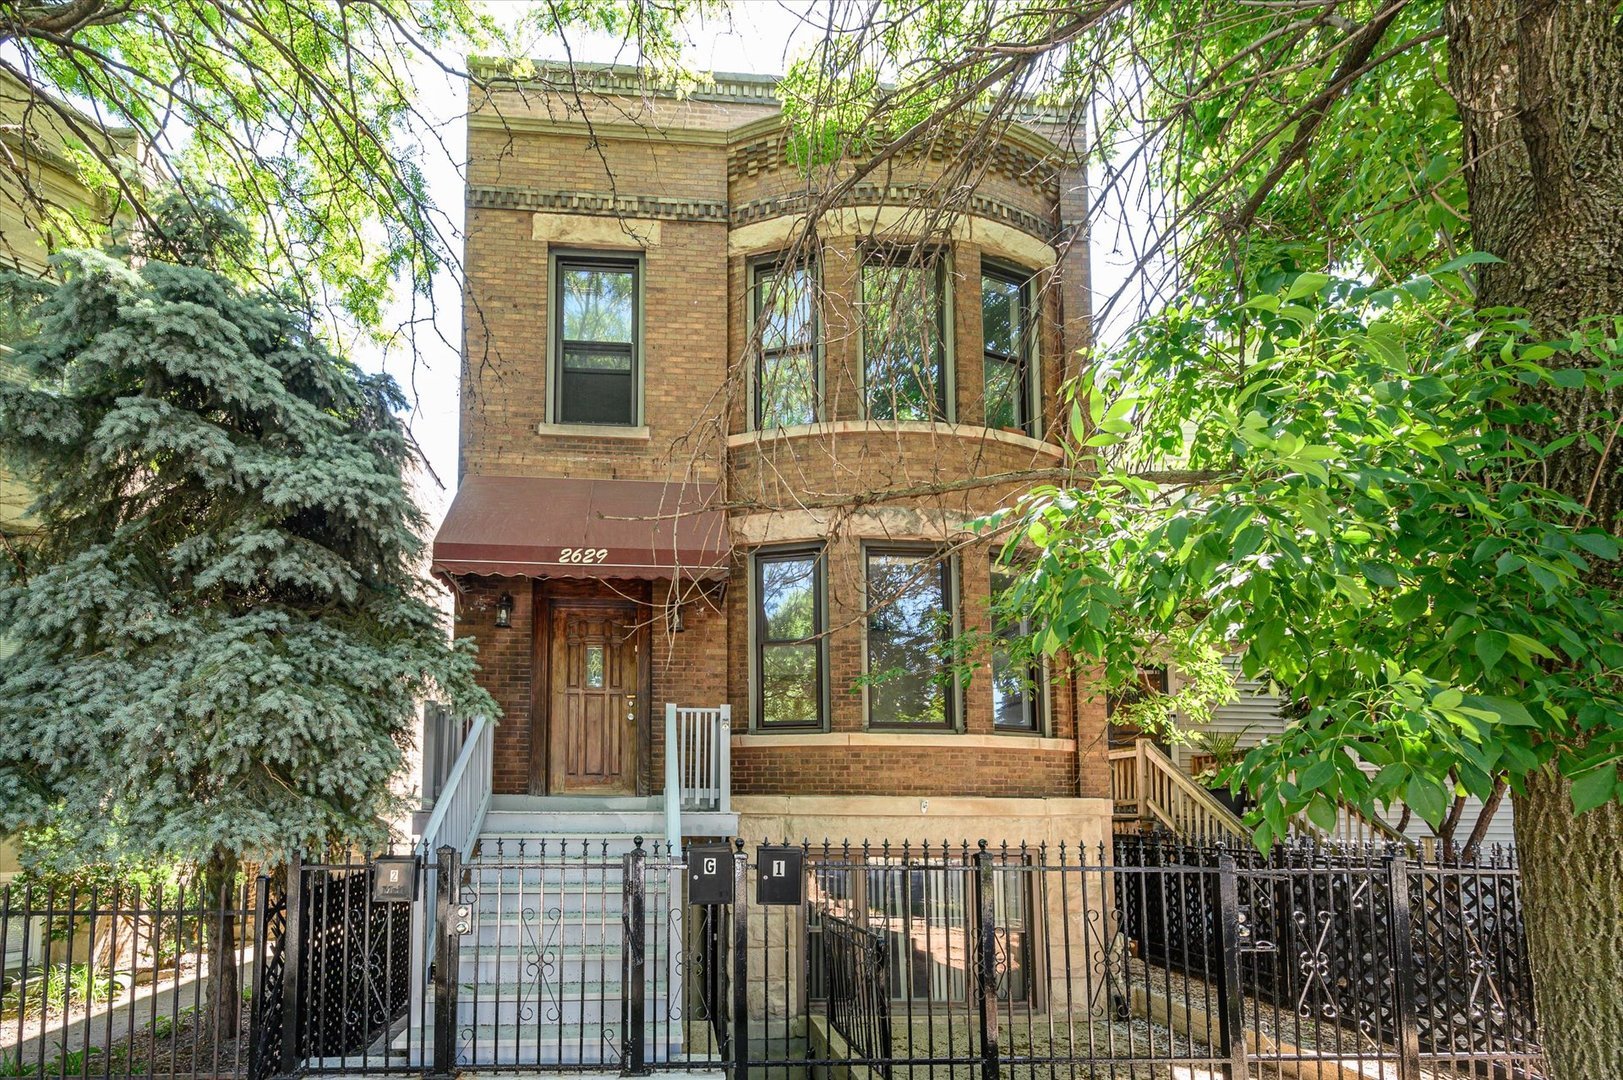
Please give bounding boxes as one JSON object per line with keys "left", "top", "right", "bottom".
{"left": 558, "top": 547, "right": 609, "bottom": 564}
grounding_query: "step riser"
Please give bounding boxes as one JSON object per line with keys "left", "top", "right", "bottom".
{"left": 461, "top": 870, "right": 681, "bottom": 888}
{"left": 452, "top": 997, "right": 674, "bottom": 1026}
{"left": 457, "top": 954, "right": 684, "bottom": 982}
{"left": 459, "top": 921, "right": 643, "bottom": 946}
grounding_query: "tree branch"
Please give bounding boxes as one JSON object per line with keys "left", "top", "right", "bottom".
{"left": 1229, "top": 0, "right": 1411, "bottom": 234}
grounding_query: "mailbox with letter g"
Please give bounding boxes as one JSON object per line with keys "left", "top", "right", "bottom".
{"left": 687, "top": 844, "right": 736, "bottom": 905}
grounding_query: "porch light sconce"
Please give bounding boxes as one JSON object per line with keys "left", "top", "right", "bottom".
{"left": 666, "top": 602, "right": 685, "bottom": 634}
{"left": 494, "top": 592, "right": 513, "bottom": 629}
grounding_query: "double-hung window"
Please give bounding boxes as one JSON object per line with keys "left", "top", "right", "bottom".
{"left": 752, "top": 260, "right": 818, "bottom": 429}
{"left": 554, "top": 255, "right": 639, "bottom": 425}
{"left": 989, "top": 563, "right": 1043, "bottom": 732}
{"left": 861, "top": 251, "right": 947, "bottom": 421}
{"left": 754, "top": 547, "right": 826, "bottom": 729}
{"left": 982, "top": 267, "right": 1033, "bottom": 435}
{"left": 865, "top": 547, "right": 956, "bottom": 729}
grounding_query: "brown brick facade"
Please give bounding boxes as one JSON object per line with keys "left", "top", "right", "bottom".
{"left": 445, "top": 67, "right": 1109, "bottom": 814}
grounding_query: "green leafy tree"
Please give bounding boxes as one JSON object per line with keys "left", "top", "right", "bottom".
{"left": 0, "top": 1, "right": 710, "bottom": 333}
{"left": 768, "top": 3, "right": 1623, "bottom": 1073}
{"left": 0, "top": 197, "right": 495, "bottom": 1030}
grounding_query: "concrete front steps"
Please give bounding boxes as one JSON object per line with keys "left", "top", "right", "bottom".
{"left": 439, "top": 796, "right": 723, "bottom": 1069}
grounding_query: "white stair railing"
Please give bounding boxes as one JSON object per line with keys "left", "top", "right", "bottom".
{"left": 415, "top": 712, "right": 494, "bottom": 861}
{"left": 411, "top": 711, "right": 493, "bottom": 1041}
{"left": 664, "top": 704, "right": 732, "bottom": 850}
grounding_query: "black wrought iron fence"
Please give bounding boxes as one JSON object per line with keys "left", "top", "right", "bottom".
{"left": 281, "top": 856, "right": 416, "bottom": 1069}
{"left": 1115, "top": 835, "right": 1540, "bottom": 1076}
{"left": 0, "top": 877, "right": 261, "bottom": 1079}
{"left": 821, "top": 913, "right": 892, "bottom": 1072}
{"left": 3, "top": 836, "right": 1544, "bottom": 1080}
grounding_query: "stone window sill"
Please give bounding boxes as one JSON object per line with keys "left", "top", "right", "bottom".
{"left": 732, "top": 731, "right": 1076, "bottom": 753}
{"left": 536, "top": 422, "right": 651, "bottom": 440}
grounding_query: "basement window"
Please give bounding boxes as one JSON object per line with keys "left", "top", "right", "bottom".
{"left": 553, "top": 255, "right": 640, "bottom": 426}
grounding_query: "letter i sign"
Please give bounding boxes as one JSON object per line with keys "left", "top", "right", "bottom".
{"left": 756, "top": 845, "right": 804, "bottom": 905}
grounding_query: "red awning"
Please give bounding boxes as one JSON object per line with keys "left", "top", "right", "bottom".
{"left": 431, "top": 475, "right": 731, "bottom": 580}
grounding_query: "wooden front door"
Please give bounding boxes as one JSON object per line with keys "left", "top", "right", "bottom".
{"left": 547, "top": 604, "right": 640, "bottom": 795}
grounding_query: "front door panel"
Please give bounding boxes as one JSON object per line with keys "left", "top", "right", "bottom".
{"left": 549, "top": 607, "right": 639, "bottom": 794}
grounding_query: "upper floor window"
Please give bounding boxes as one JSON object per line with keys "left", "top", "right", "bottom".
{"left": 989, "top": 563, "right": 1043, "bottom": 732}
{"left": 865, "top": 547, "right": 956, "bottom": 729}
{"left": 751, "top": 259, "right": 819, "bottom": 429}
{"left": 554, "top": 255, "right": 639, "bottom": 426}
{"left": 861, "top": 251, "right": 947, "bottom": 422}
{"left": 755, "top": 546, "right": 825, "bottom": 729}
{"left": 982, "top": 268, "right": 1034, "bottom": 435}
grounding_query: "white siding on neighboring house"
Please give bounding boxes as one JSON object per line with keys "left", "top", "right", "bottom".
{"left": 1168, "top": 655, "right": 1518, "bottom": 850}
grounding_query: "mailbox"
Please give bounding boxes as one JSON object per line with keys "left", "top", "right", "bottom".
{"left": 687, "top": 845, "right": 736, "bottom": 905}
{"left": 755, "top": 845, "right": 804, "bottom": 906}
{"left": 371, "top": 855, "right": 419, "bottom": 903}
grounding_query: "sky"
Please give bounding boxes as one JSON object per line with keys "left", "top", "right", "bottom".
{"left": 369, "top": 2, "right": 1139, "bottom": 529}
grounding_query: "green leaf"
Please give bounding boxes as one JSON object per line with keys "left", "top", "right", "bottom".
{"left": 1306, "top": 796, "right": 1340, "bottom": 833}
{"left": 1433, "top": 251, "right": 1503, "bottom": 273}
{"left": 1405, "top": 775, "right": 1448, "bottom": 827}
{"left": 1572, "top": 532, "right": 1621, "bottom": 560}
{"left": 1570, "top": 767, "right": 1618, "bottom": 814}
{"left": 1360, "top": 561, "right": 1399, "bottom": 588}
{"left": 1298, "top": 758, "right": 1337, "bottom": 791}
{"left": 1285, "top": 272, "right": 1331, "bottom": 301}
{"left": 1475, "top": 631, "right": 1508, "bottom": 674}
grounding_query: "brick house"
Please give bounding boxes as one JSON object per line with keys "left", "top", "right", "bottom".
{"left": 429, "top": 63, "right": 1112, "bottom": 855}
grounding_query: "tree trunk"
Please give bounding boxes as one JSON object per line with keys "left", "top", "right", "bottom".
{"left": 1512, "top": 772, "right": 1623, "bottom": 1077}
{"left": 1446, "top": 3, "right": 1623, "bottom": 1078}
{"left": 203, "top": 848, "right": 241, "bottom": 1041}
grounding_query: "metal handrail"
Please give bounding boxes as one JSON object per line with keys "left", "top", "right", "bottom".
{"left": 664, "top": 703, "right": 732, "bottom": 851}
{"left": 664, "top": 703, "right": 682, "bottom": 853}
{"left": 415, "top": 713, "right": 492, "bottom": 860}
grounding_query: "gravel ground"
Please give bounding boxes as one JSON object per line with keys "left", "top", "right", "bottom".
{"left": 2, "top": 999, "right": 253, "bottom": 1078}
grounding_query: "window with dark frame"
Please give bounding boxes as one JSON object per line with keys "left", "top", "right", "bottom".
{"left": 754, "top": 546, "right": 826, "bottom": 729}
{"left": 554, "top": 256, "right": 638, "bottom": 425}
{"left": 864, "top": 548, "right": 955, "bottom": 729}
{"left": 989, "top": 563, "right": 1043, "bottom": 732}
{"left": 982, "top": 267, "right": 1033, "bottom": 435}
{"left": 751, "top": 260, "right": 818, "bottom": 429}
{"left": 861, "top": 251, "right": 947, "bottom": 421}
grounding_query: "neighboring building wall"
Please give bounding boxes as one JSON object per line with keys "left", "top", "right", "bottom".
{"left": 1167, "top": 656, "right": 1517, "bottom": 849}
{"left": 0, "top": 72, "right": 136, "bottom": 881}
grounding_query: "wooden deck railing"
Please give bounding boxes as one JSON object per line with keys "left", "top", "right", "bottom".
{"left": 1112, "top": 737, "right": 1415, "bottom": 849}
{"left": 1109, "top": 739, "right": 1250, "bottom": 843}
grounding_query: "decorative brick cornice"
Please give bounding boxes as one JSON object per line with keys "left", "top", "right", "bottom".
{"left": 468, "top": 183, "right": 1057, "bottom": 244}
{"left": 728, "top": 129, "right": 1062, "bottom": 201}
{"left": 731, "top": 184, "right": 1057, "bottom": 243}
{"left": 467, "top": 185, "right": 728, "bottom": 223}
{"left": 471, "top": 58, "right": 781, "bottom": 107}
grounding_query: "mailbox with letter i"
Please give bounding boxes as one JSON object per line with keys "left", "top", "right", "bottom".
{"left": 756, "top": 844, "right": 805, "bottom": 905}
{"left": 687, "top": 844, "right": 736, "bottom": 905}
